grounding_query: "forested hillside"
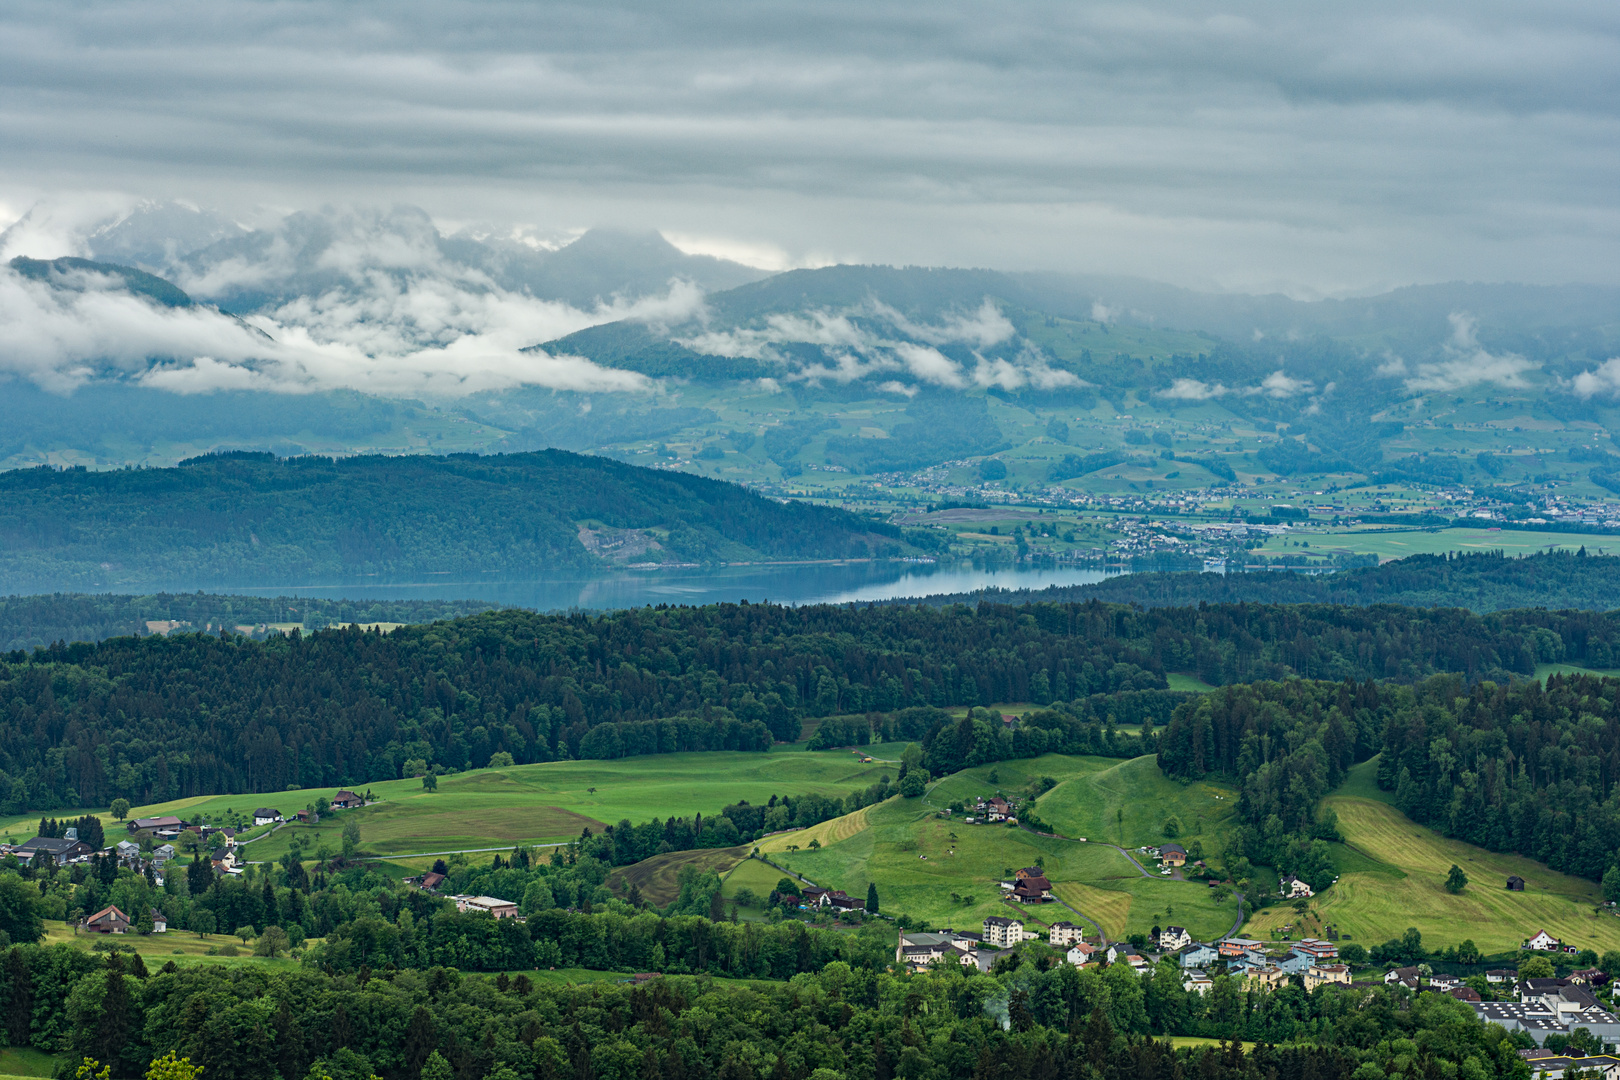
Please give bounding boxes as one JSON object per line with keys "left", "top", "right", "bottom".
{"left": 1157, "top": 673, "right": 1620, "bottom": 886}
{"left": 907, "top": 550, "right": 1620, "bottom": 614}
{"left": 0, "top": 938, "right": 1524, "bottom": 1080}
{"left": 0, "top": 593, "right": 498, "bottom": 654}
{"left": 0, "top": 450, "right": 907, "bottom": 591}
{"left": 4, "top": 595, "right": 1620, "bottom": 808}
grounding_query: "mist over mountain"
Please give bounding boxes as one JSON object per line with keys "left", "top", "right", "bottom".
{"left": 2, "top": 198, "right": 1619, "bottom": 481}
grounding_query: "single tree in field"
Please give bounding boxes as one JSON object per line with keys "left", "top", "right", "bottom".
{"left": 422, "top": 771, "right": 438, "bottom": 792}
{"left": 110, "top": 799, "right": 130, "bottom": 822}
{"left": 1445, "top": 864, "right": 1468, "bottom": 893}
{"left": 234, "top": 925, "right": 255, "bottom": 946}
{"left": 866, "top": 883, "right": 880, "bottom": 913}
{"left": 254, "top": 925, "right": 290, "bottom": 957}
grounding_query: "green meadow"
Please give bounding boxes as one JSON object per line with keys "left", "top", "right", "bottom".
{"left": 1244, "top": 759, "right": 1620, "bottom": 953}
{"left": 755, "top": 778, "right": 1241, "bottom": 941}
{"left": 8, "top": 748, "right": 899, "bottom": 861}
{"left": 929, "top": 753, "right": 1239, "bottom": 859}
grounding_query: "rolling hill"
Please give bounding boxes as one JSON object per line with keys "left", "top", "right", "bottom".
{"left": 0, "top": 448, "right": 909, "bottom": 591}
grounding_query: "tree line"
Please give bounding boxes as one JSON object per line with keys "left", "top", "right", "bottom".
{"left": 6, "top": 593, "right": 1620, "bottom": 807}
{"left": 1157, "top": 672, "right": 1620, "bottom": 887}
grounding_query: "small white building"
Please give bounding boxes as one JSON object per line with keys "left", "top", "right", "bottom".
{"left": 1067, "top": 942, "right": 1099, "bottom": 966}
{"left": 1280, "top": 875, "right": 1314, "bottom": 898}
{"left": 1527, "top": 930, "right": 1560, "bottom": 951}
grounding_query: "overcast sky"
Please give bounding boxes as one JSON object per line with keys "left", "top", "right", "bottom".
{"left": 1, "top": 1, "right": 1617, "bottom": 296}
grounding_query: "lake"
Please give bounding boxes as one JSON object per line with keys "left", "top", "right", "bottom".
{"left": 214, "top": 561, "right": 1117, "bottom": 612}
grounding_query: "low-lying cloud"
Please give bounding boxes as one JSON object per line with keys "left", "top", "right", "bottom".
{"left": 0, "top": 262, "right": 659, "bottom": 397}
{"left": 676, "top": 298, "right": 1078, "bottom": 392}
{"left": 1400, "top": 312, "right": 1538, "bottom": 392}
{"left": 1155, "top": 370, "right": 1310, "bottom": 400}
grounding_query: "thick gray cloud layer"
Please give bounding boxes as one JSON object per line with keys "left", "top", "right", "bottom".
{"left": 0, "top": 1, "right": 1616, "bottom": 293}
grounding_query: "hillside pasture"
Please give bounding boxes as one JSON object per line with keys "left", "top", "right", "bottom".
{"left": 608, "top": 845, "right": 750, "bottom": 907}
{"left": 39, "top": 920, "right": 304, "bottom": 971}
{"left": 1244, "top": 793, "right": 1620, "bottom": 953}
{"left": 763, "top": 794, "right": 1239, "bottom": 938}
{"left": 927, "top": 753, "right": 1237, "bottom": 860}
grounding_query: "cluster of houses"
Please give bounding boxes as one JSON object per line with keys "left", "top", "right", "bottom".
{"left": 0, "top": 825, "right": 187, "bottom": 881}
{"left": 899, "top": 920, "right": 1357, "bottom": 997}
{"left": 897, "top": 915, "right": 1620, "bottom": 1055}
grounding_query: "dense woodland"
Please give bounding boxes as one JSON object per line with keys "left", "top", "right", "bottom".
{"left": 0, "top": 936, "right": 1543, "bottom": 1080}
{"left": 3, "top": 596, "right": 1620, "bottom": 807}
{"left": 914, "top": 551, "right": 1620, "bottom": 615}
{"left": 0, "top": 450, "right": 906, "bottom": 591}
{"left": 1158, "top": 674, "right": 1620, "bottom": 886}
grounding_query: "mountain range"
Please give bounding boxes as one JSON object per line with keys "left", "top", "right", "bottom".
{"left": 2, "top": 200, "right": 1619, "bottom": 491}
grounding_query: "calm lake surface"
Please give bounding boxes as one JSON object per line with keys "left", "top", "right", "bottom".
{"left": 213, "top": 562, "right": 1117, "bottom": 612}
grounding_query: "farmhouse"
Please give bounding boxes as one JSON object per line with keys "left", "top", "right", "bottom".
{"left": 1527, "top": 930, "right": 1560, "bottom": 951}
{"left": 1158, "top": 843, "right": 1186, "bottom": 867}
{"left": 1279, "top": 874, "right": 1314, "bottom": 898}
{"left": 1014, "top": 867, "right": 1045, "bottom": 881}
{"left": 331, "top": 790, "right": 364, "bottom": 809}
{"left": 1011, "top": 876, "right": 1053, "bottom": 903}
{"left": 84, "top": 905, "right": 130, "bottom": 934}
{"left": 1158, "top": 926, "right": 1192, "bottom": 951}
{"left": 407, "top": 871, "right": 446, "bottom": 892}
{"left": 253, "top": 808, "right": 283, "bottom": 826}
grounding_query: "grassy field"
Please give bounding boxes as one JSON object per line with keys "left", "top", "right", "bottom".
{"left": 1243, "top": 761, "right": 1620, "bottom": 952}
{"left": 758, "top": 786, "right": 1240, "bottom": 940}
{"left": 0, "top": 1050, "right": 62, "bottom": 1078}
{"left": 607, "top": 845, "right": 750, "bottom": 907}
{"left": 1535, "top": 663, "right": 1620, "bottom": 682}
{"left": 924, "top": 753, "right": 1236, "bottom": 861}
{"left": 1256, "top": 526, "right": 1620, "bottom": 563}
{"left": 39, "top": 921, "right": 304, "bottom": 971}
{"left": 23, "top": 748, "right": 900, "bottom": 861}
{"left": 1050, "top": 882, "right": 1134, "bottom": 939}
